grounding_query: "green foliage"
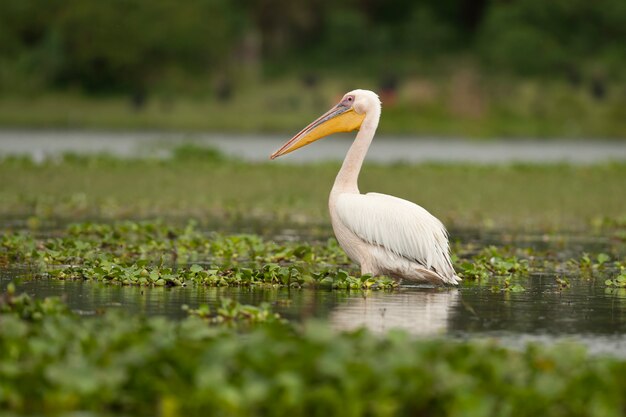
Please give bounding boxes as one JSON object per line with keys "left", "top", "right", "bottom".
{"left": 1, "top": 0, "right": 624, "bottom": 94}
{"left": 1, "top": 155, "right": 626, "bottom": 231}
{"left": 569, "top": 253, "right": 615, "bottom": 279}
{"left": 605, "top": 267, "right": 626, "bottom": 288}
{"left": 171, "top": 143, "right": 228, "bottom": 163}
{"left": 458, "top": 246, "right": 529, "bottom": 292}
{"left": 183, "top": 298, "right": 285, "bottom": 325}
{"left": 1, "top": 292, "right": 626, "bottom": 416}
{"left": 0, "top": 283, "right": 69, "bottom": 320}
{"left": 0, "top": 221, "right": 399, "bottom": 290}
{"left": 402, "top": 6, "right": 456, "bottom": 56}
{"left": 4, "top": 219, "right": 625, "bottom": 294}
{"left": 477, "top": 0, "right": 626, "bottom": 78}
{"left": 0, "top": 0, "right": 244, "bottom": 92}
{"left": 455, "top": 245, "right": 626, "bottom": 291}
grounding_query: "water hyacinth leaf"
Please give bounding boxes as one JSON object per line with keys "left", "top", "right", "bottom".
{"left": 2, "top": 219, "right": 620, "bottom": 292}
{"left": 597, "top": 253, "right": 610, "bottom": 265}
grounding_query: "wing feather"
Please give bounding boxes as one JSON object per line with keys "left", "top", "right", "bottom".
{"left": 335, "top": 193, "right": 456, "bottom": 278}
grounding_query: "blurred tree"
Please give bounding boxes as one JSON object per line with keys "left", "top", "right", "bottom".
{"left": 0, "top": 0, "right": 624, "bottom": 94}
{"left": 242, "top": 0, "right": 323, "bottom": 57}
{"left": 0, "top": 0, "right": 65, "bottom": 92}
{"left": 478, "top": 0, "right": 626, "bottom": 79}
{"left": 0, "top": 0, "right": 246, "bottom": 93}
{"left": 56, "top": 0, "right": 245, "bottom": 92}
{"left": 322, "top": 7, "right": 369, "bottom": 57}
{"left": 403, "top": 6, "right": 456, "bottom": 56}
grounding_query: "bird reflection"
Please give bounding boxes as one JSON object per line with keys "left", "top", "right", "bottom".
{"left": 329, "top": 289, "right": 459, "bottom": 336}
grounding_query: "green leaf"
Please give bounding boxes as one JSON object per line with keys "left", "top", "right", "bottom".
{"left": 597, "top": 253, "right": 610, "bottom": 265}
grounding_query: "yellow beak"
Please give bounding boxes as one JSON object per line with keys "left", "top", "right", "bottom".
{"left": 270, "top": 103, "right": 365, "bottom": 159}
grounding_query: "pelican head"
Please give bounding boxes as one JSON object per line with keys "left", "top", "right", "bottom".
{"left": 270, "top": 89, "right": 381, "bottom": 159}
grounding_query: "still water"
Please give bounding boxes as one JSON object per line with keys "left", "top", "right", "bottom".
{"left": 2, "top": 231, "right": 625, "bottom": 357}
{"left": 2, "top": 130, "right": 626, "bottom": 164}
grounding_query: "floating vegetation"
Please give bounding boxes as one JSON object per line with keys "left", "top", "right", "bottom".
{"left": 2, "top": 221, "right": 625, "bottom": 291}
{"left": 1, "top": 220, "right": 350, "bottom": 267}
{"left": 605, "top": 267, "right": 626, "bottom": 288}
{"left": 555, "top": 276, "right": 571, "bottom": 289}
{"left": 456, "top": 246, "right": 529, "bottom": 291}
{"left": 1, "top": 290, "right": 626, "bottom": 417}
{"left": 569, "top": 252, "right": 612, "bottom": 275}
{"left": 1, "top": 221, "right": 397, "bottom": 290}
{"left": 46, "top": 261, "right": 398, "bottom": 290}
{"left": 183, "top": 298, "right": 285, "bottom": 325}
{"left": 0, "top": 283, "right": 69, "bottom": 320}
{"left": 457, "top": 245, "right": 529, "bottom": 281}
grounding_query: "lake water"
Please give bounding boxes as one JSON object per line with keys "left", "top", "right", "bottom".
{"left": 2, "top": 130, "right": 626, "bottom": 164}
{"left": 2, "top": 231, "right": 625, "bottom": 358}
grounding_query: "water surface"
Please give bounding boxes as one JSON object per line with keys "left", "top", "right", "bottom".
{"left": 2, "top": 130, "right": 626, "bottom": 164}
{"left": 3, "top": 238, "right": 625, "bottom": 357}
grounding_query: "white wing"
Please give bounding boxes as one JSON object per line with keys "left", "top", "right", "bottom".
{"left": 335, "top": 192, "right": 457, "bottom": 280}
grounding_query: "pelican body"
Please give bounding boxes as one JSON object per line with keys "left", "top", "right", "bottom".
{"left": 271, "top": 90, "right": 459, "bottom": 285}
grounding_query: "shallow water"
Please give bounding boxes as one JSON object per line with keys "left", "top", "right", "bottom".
{"left": 2, "top": 234, "right": 625, "bottom": 357}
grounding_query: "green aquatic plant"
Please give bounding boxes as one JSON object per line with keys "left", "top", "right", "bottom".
{"left": 605, "top": 267, "right": 626, "bottom": 288}
{"left": 571, "top": 253, "right": 611, "bottom": 271}
{"left": 1, "top": 220, "right": 351, "bottom": 268}
{"left": 456, "top": 246, "right": 530, "bottom": 292}
{"left": 567, "top": 253, "right": 624, "bottom": 283}
{"left": 1, "top": 220, "right": 623, "bottom": 293}
{"left": 46, "top": 260, "right": 398, "bottom": 290}
{"left": 555, "top": 276, "right": 571, "bottom": 289}
{"left": 493, "top": 276, "right": 526, "bottom": 293}
{"left": 0, "top": 283, "right": 69, "bottom": 320}
{"left": 1, "top": 292, "right": 626, "bottom": 417}
{"left": 0, "top": 221, "right": 399, "bottom": 290}
{"left": 183, "top": 298, "right": 285, "bottom": 325}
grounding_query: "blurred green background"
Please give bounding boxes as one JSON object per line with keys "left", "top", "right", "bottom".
{"left": 0, "top": 0, "right": 624, "bottom": 137}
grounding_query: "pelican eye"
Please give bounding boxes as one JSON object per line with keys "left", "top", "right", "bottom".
{"left": 340, "top": 95, "right": 355, "bottom": 107}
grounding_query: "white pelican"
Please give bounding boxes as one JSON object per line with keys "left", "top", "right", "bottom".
{"left": 270, "top": 90, "right": 460, "bottom": 285}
